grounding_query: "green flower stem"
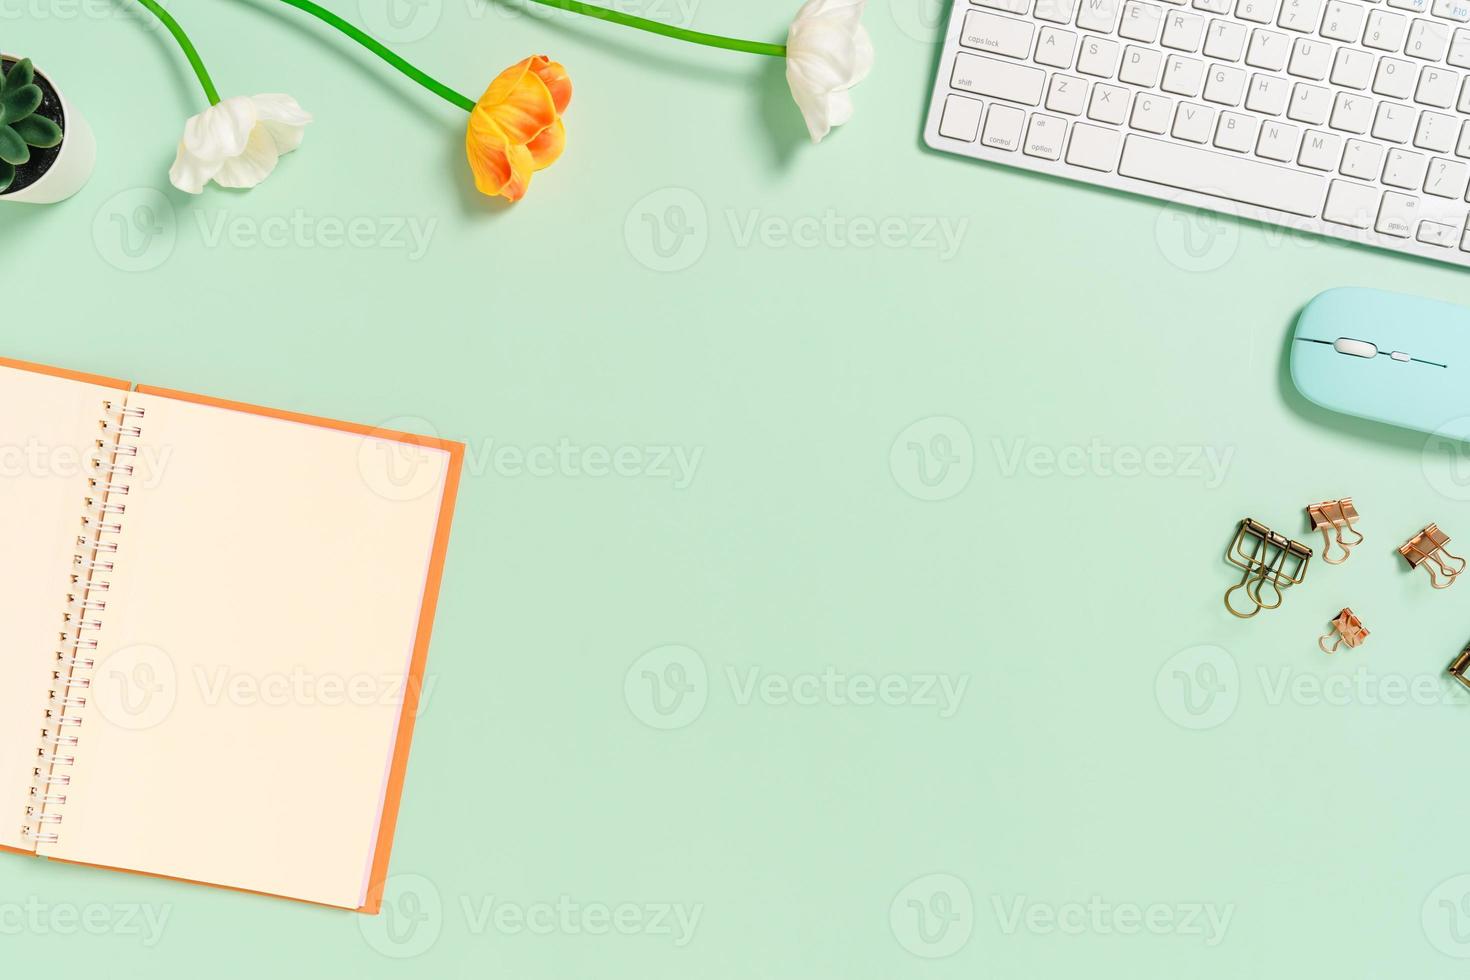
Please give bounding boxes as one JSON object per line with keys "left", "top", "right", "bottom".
{"left": 133, "top": 0, "right": 222, "bottom": 104}
{"left": 271, "top": 0, "right": 476, "bottom": 110}
{"left": 518, "top": 0, "right": 787, "bottom": 57}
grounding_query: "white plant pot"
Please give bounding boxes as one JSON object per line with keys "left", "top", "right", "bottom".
{"left": 0, "top": 57, "right": 95, "bottom": 205}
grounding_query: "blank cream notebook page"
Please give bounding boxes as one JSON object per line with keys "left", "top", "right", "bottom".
{"left": 33, "top": 387, "right": 452, "bottom": 910}
{"left": 0, "top": 366, "right": 128, "bottom": 854}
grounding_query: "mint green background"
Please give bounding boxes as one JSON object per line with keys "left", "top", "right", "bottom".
{"left": 9, "top": 0, "right": 1470, "bottom": 974}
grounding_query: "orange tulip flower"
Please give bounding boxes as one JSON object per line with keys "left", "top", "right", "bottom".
{"left": 465, "top": 55, "right": 571, "bottom": 202}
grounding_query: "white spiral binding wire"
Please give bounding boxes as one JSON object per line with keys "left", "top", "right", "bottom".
{"left": 21, "top": 398, "right": 142, "bottom": 849}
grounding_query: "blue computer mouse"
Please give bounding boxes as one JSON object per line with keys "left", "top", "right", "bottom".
{"left": 1291, "top": 288, "right": 1470, "bottom": 440}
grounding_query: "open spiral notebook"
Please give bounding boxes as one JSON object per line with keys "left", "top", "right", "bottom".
{"left": 0, "top": 357, "right": 462, "bottom": 914}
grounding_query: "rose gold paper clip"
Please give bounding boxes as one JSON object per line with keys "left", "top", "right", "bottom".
{"left": 1399, "top": 523, "right": 1466, "bottom": 589}
{"left": 1224, "top": 518, "right": 1313, "bottom": 619}
{"left": 1306, "top": 498, "right": 1363, "bottom": 564}
{"left": 1318, "top": 608, "right": 1368, "bottom": 654}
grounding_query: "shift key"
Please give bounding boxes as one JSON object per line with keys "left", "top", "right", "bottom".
{"left": 951, "top": 52, "right": 1045, "bottom": 106}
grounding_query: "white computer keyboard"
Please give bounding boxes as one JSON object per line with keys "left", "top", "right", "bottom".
{"left": 923, "top": 0, "right": 1470, "bottom": 265}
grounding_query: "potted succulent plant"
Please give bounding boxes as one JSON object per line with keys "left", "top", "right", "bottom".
{"left": 0, "top": 54, "right": 94, "bottom": 204}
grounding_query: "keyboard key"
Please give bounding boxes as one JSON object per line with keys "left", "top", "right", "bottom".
{"left": 1162, "top": 54, "right": 1206, "bottom": 94}
{"left": 940, "top": 95, "right": 985, "bottom": 140}
{"left": 1323, "top": 179, "right": 1380, "bottom": 226}
{"left": 1246, "top": 29, "right": 1290, "bottom": 69}
{"left": 1120, "top": 45, "right": 1165, "bottom": 84}
{"left": 1077, "top": 0, "right": 1123, "bottom": 31}
{"left": 1120, "top": 1, "right": 1165, "bottom": 40}
{"left": 1066, "top": 121, "right": 1124, "bottom": 169}
{"left": 961, "top": 10, "right": 1036, "bottom": 59}
{"left": 1321, "top": 0, "right": 1365, "bottom": 42}
{"left": 1375, "top": 191, "right": 1419, "bottom": 236}
{"left": 982, "top": 103, "right": 1026, "bottom": 148}
{"left": 1236, "top": 0, "right": 1278, "bottom": 22}
{"left": 952, "top": 52, "right": 1047, "bottom": 104}
{"left": 1384, "top": 147, "right": 1428, "bottom": 187}
{"left": 1036, "top": 27, "right": 1079, "bottom": 66}
{"left": 1257, "top": 120, "right": 1301, "bottom": 159}
{"left": 1331, "top": 48, "right": 1374, "bottom": 89}
{"left": 1433, "top": 0, "right": 1470, "bottom": 21}
{"left": 1277, "top": 0, "right": 1323, "bottom": 31}
{"left": 1204, "top": 19, "right": 1249, "bottom": 59}
{"left": 1418, "top": 220, "right": 1458, "bottom": 246}
{"left": 1364, "top": 10, "right": 1408, "bottom": 51}
{"left": 1162, "top": 10, "right": 1206, "bottom": 49}
{"left": 1288, "top": 39, "right": 1331, "bottom": 79}
{"left": 1025, "top": 113, "right": 1067, "bottom": 157}
{"left": 1298, "top": 129, "right": 1343, "bottom": 169}
{"left": 1372, "top": 102, "right": 1415, "bottom": 143}
{"left": 1288, "top": 83, "right": 1332, "bottom": 123}
{"left": 1088, "top": 82, "right": 1131, "bottom": 121}
{"left": 1451, "top": 29, "right": 1470, "bottom": 69}
{"left": 1205, "top": 63, "right": 1249, "bottom": 103}
{"left": 1215, "top": 109, "right": 1261, "bottom": 149}
{"left": 1193, "top": 0, "right": 1231, "bottom": 12}
{"left": 1131, "top": 91, "right": 1175, "bottom": 131}
{"left": 1416, "top": 67, "right": 1458, "bottom": 108}
{"left": 1373, "top": 58, "right": 1415, "bottom": 99}
{"left": 1416, "top": 112, "right": 1458, "bottom": 153}
{"left": 1078, "top": 36, "right": 1123, "bottom": 75}
{"left": 1459, "top": 77, "right": 1470, "bottom": 112}
{"left": 1246, "top": 73, "right": 1290, "bottom": 113}
{"left": 1406, "top": 19, "right": 1451, "bottom": 61}
{"left": 1172, "top": 101, "right": 1217, "bottom": 140}
{"left": 1118, "top": 133, "right": 1325, "bottom": 214}
{"left": 1424, "top": 157, "right": 1470, "bottom": 197}
{"left": 1341, "top": 138, "right": 1385, "bottom": 177}
{"left": 1388, "top": 0, "right": 1429, "bottom": 11}
{"left": 1046, "top": 73, "right": 1090, "bottom": 113}
{"left": 1330, "top": 92, "right": 1373, "bottom": 132}
{"left": 975, "top": 0, "right": 1031, "bottom": 12}
{"left": 1034, "top": 0, "right": 1078, "bottom": 20}
{"left": 1458, "top": 119, "right": 1470, "bottom": 157}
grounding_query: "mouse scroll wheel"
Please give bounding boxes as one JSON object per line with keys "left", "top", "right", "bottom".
{"left": 1334, "top": 338, "right": 1379, "bottom": 358}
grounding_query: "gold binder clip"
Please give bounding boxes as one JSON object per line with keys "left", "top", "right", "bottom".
{"left": 1448, "top": 647, "right": 1470, "bottom": 692}
{"left": 1224, "top": 518, "right": 1313, "bottom": 619}
{"left": 1398, "top": 523, "right": 1466, "bottom": 589}
{"left": 1318, "top": 607, "right": 1368, "bottom": 653}
{"left": 1306, "top": 498, "right": 1363, "bottom": 564}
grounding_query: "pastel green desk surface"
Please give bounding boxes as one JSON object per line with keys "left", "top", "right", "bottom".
{"left": 9, "top": 0, "right": 1470, "bottom": 975}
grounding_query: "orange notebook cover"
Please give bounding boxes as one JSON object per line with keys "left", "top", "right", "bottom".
{"left": 0, "top": 357, "right": 462, "bottom": 913}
